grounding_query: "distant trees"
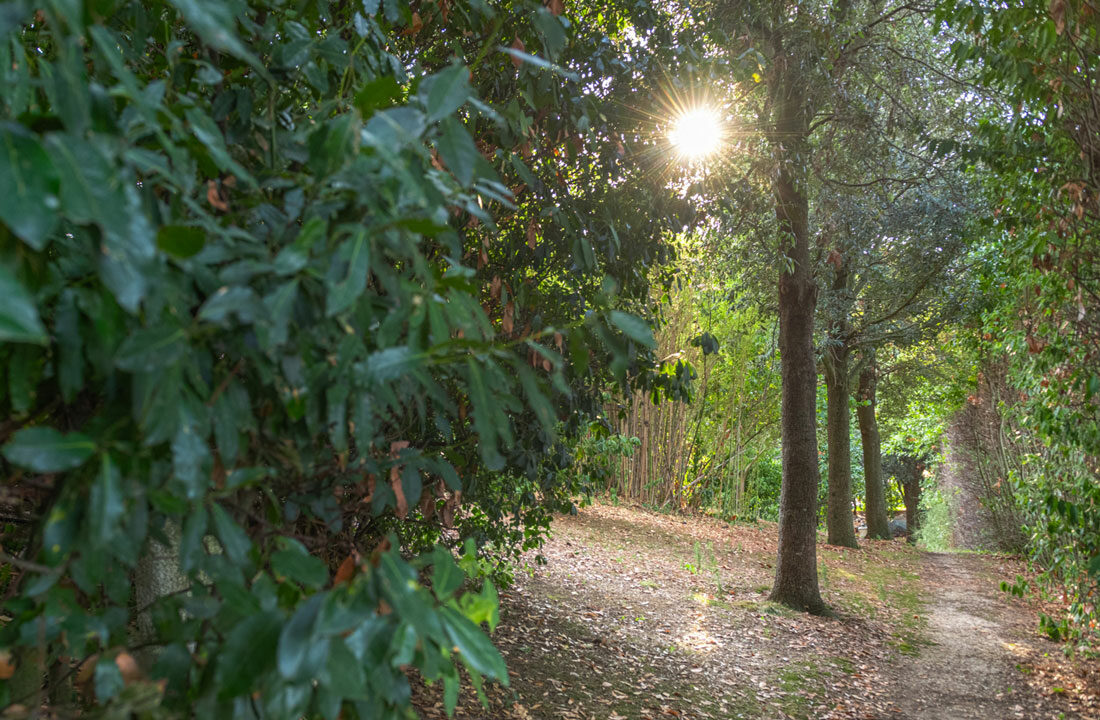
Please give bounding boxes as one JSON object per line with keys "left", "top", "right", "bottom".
{"left": 695, "top": 0, "right": 973, "bottom": 610}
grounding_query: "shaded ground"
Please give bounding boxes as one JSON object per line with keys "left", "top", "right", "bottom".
{"left": 416, "top": 503, "right": 1097, "bottom": 719}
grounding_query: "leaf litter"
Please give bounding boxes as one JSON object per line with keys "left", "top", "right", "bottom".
{"left": 413, "top": 503, "right": 1095, "bottom": 719}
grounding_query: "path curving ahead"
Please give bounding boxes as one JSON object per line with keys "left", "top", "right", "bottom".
{"left": 890, "top": 552, "right": 1077, "bottom": 720}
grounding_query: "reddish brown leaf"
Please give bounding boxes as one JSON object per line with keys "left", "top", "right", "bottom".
{"left": 527, "top": 219, "right": 538, "bottom": 250}
{"left": 1050, "top": 0, "right": 1066, "bottom": 34}
{"left": 389, "top": 441, "right": 410, "bottom": 518}
{"left": 333, "top": 553, "right": 358, "bottom": 585}
{"left": 510, "top": 37, "right": 525, "bottom": 68}
{"left": 401, "top": 11, "right": 424, "bottom": 36}
{"left": 206, "top": 180, "right": 229, "bottom": 212}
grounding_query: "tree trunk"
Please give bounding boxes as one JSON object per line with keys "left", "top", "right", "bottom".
{"left": 857, "top": 356, "right": 891, "bottom": 540}
{"left": 766, "top": 59, "right": 825, "bottom": 615}
{"left": 824, "top": 343, "right": 858, "bottom": 547}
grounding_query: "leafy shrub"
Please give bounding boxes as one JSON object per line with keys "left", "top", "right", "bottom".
{"left": 0, "top": 0, "right": 692, "bottom": 714}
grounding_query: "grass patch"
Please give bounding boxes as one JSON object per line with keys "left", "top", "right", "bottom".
{"left": 776, "top": 661, "right": 827, "bottom": 719}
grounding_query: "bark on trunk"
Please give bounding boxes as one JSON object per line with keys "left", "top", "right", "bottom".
{"left": 857, "top": 358, "right": 891, "bottom": 540}
{"left": 766, "top": 59, "right": 825, "bottom": 615}
{"left": 824, "top": 344, "right": 858, "bottom": 547}
{"left": 901, "top": 457, "right": 923, "bottom": 544}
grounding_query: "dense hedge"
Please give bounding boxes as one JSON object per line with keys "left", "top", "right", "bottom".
{"left": 0, "top": 0, "right": 695, "bottom": 715}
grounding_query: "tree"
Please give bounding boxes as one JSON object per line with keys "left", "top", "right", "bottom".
{"left": 700, "top": 0, "right": 956, "bottom": 610}
{"left": 817, "top": 179, "right": 973, "bottom": 545}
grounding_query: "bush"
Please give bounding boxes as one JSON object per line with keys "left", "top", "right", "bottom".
{"left": 0, "top": 0, "right": 692, "bottom": 714}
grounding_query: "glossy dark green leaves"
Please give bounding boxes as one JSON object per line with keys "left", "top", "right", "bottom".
{"left": 214, "top": 610, "right": 282, "bottom": 699}
{"left": 2, "top": 427, "right": 95, "bottom": 472}
{"left": 0, "top": 122, "right": 59, "bottom": 249}
{"left": 0, "top": 266, "right": 47, "bottom": 345}
{"left": 436, "top": 117, "right": 483, "bottom": 187}
{"left": 88, "top": 454, "right": 124, "bottom": 548}
{"left": 419, "top": 64, "right": 471, "bottom": 123}
{"left": 326, "top": 230, "right": 370, "bottom": 316}
{"left": 609, "top": 310, "right": 655, "bottom": 349}
{"left": 156, "top": 225, "right": 206, "bottom": 259}
{"left": 271, "top": 537, "right": 328, "bottom": 589}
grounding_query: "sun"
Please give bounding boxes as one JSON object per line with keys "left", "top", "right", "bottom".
{"left": 669, "top": 107, "right": 723, "bottom": 161}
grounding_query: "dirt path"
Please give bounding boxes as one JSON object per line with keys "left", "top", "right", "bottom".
{"left": 415, "top": 504, "right": 1097, "bottom": 720}
{"left": 888, "top": 552, "right": 1091, "bottom": 720}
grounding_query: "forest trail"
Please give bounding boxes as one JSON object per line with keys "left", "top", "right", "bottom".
{"left": 889, "top": 552, "right": 1080, "bottom": 719}
{"left": 417, "top": 504, "right": 1097, "bottom": 720}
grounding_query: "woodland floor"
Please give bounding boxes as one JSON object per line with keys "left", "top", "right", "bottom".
{"left": 414, "top": 503, "right": 1100, "bottom": 720}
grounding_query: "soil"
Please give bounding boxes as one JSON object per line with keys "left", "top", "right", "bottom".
{"left": 414, "top": 503, "right": 1099, "bottom": 720}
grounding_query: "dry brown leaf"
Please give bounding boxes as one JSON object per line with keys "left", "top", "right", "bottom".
{"left": 510, "top": 37, "right": 526, "bottom": 68}
{"left": 333, "top": 553, "right": 358, "bottom": 585}
{"left": 503, "top": 301, "right": 515, "bottom": 334}
{"left": 389, "top": 440, "right": 410, "bottom": 518}
{"left": 115, "top": 652, "right": 143, "bottom": 685}
{"left": 206, "top": 180, "right": 229, "bottom": 212}
{"left": 0, "top": 651, "right": 14, "bottom": 680}
{"left": 527, "top": 219, "right": 538, "bottom": 250}
{"left": 1050, "top": 0, "right": 1066, "bottom": 34}
{"left": 401, "top": 11, "right": 424, "bottom": 36}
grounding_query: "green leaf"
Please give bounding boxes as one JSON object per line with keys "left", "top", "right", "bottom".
{"left": 444, "top": 673, "right": 459, "bottom": 715}
{"left": 362, "top": 347, "right": 412, "bottom": 384}
{"left": 361, "top": 106, "right": 425, "bottom": 150}
{"left": 179, "top": 506, "right": 208, "bottom": 574}
{"left": 114, "top": 324, "right": 187, "bottom": 372}
{"left": 531, "top": 8, "right": 567, "bottom": 57}
{"left": 0, "top": 122, "right": 59, "bottom": 249}
{"left": 88, "top": 454, "right": 124, "bottom": 548}
{"left": 94, "top": 656, "right": 124, "bottom": 701}
{"left": 215, "top": 610, "right": 282, "bottom": 699}
{"left": 167, "top": 0, "right": 272, "bottom": 83}
{"left": 271, "top": 537, "right": 328, "bottom": 590}
{"left": 459, "top": 579, "right": 500, "bottom": 631}
{"left": 609, "top": 310, "right": 655, "bottom": 349}
{"left": 210, "top": 503, "right": 252, "bottom": 567}
{"left": 498, "top": 46, "right": 579, "bottom": 81}
{"left": 431, "top": 548, "right": 463, "bottom": 601}
{"left": 354, "top": 75, "right": 402, "bottom": 117}
{"left": 184, "top": 107, "right": 255, "bottom": 186}
{"left": 440, "top": 606, "right": 507, "bottom": 680}
{"left": 514, "top": 362, "right": 556, "bottom": 437}
{"left": 54, "top": 290, "right": 82, "bottom": 401}
{"left": 321, "top": 638, "right": 368, "bottom": 699}
{"left": 0, "top": 265, "right": 47, "bottom": 345}
{"left": 465, "top": 358, "right": 505, "bottom": 471}
{"left": 308, "top": 113, "right": 361, "bottom": 177}
{"left": 326, "top": 230, "right": 370, "bottom": 316}
{"left": 157, "top": 225, "right": 206, "bottom": 259}
{"left": 172, "top": 424, "right": 211, "bottom": 500}
{"left": 419, "top": 64, "right": 471, "bottom": 123}
{"left": 2, "top": 427, "right": 95, "bottom": 472}
{"left": 435, "top": 117, "right": 481, "bottom": 187}
{"left": 261, "top": 279, "right": 299, "bottom": 351}
{"left": 278, "top": 594, "right": 323, "bottom": 680}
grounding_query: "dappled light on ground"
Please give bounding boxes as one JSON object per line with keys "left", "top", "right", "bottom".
{"left": 414, "top": 503, "right": 1096, "bottom": 719}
